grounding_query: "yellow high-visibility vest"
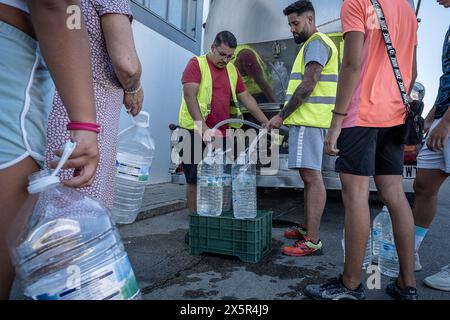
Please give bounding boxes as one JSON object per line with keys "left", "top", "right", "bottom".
{"left": 326, "top": 32, "right": 344, "bottom": 67}
{"left": 231, "top": 45, "right": 272, "bottom": 96}
{"left": 283, "top": 32, "right": 339, "bottom": 128}
{"left": 179, "top": 55, "right": 243, "bottom": 130}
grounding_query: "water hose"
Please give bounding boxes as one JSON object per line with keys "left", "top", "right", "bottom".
{"left": 207, "top": 119, "right": 281, "bottom": 168}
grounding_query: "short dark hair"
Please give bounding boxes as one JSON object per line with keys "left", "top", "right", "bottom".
{"left": 213, "top": 31, "right": 237, "bottom": 49}
{"left": 283, "top": 0, "right": 315, "bottom": 17}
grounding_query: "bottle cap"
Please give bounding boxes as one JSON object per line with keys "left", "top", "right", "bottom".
{"left": 27, "top": 142, "right": 77, "bottom": 194}
{"left": 27, "top": 175, "right": 60, "bottom": 194}
{"left": 382, "top": 205, "right": 388, "bottom": 212}
{"left": 203, "top": 149, "right": 215, "bottom": 165}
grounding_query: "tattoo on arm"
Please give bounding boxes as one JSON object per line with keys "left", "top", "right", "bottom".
{"left": 279, "top": 62, "right": 323, "bottom": 120}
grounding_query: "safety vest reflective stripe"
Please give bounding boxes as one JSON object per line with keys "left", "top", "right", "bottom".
{"left": 285, "top": 95, "right": 337, "bottom": 105}
{"left": 290, "top": 73, "right": 338, "bottom": 82}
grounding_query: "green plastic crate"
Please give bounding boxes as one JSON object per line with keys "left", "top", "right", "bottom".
{"left": 189, "top": 210, "right": 272, "bottom": 263}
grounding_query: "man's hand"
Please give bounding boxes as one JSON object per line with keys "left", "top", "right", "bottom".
{"left": 265, "top": 115, "right": 284, "bottom": 130}
{"left": 124, "top": 88, "right": 144, "bottom": 116}
{"left": 424, "top": 117, "right": 434, "bottom": 134}
{"left": 49, "top": 130, "right": 99, "bottom": 188}
{"left": 202, "top": 127, "right": 218, "bottom": 143}
{"left": 438, "top": 0, "right": 450, "bottom": 8}
{"left": 427, "top": 120, "right": 450, "bottom": 151}
{"left": 324, "top": 126, "right": 341, "bottom": 156}
{"left": 194, "top": 123, "right": 218, "bottom": 143}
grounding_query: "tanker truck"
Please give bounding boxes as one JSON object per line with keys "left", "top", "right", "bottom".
{"left": 170, "top": 0, "right": 424, "bottom": 197}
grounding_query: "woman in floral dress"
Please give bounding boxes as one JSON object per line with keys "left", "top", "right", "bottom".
{"left": 46, "top": 0, "right": 144, "bottom": 208}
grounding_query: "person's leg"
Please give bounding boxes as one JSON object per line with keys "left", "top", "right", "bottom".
{"left": 186, "top": 183, "right": 197, "bottom": 214}
{"left": 413, "top": 169, "right": 448, "bottom": 254}
{"left": 0, "top": 156, "right": 39, "bottom": 299}
{"left": 337, "top": 127, "right": 378, "bottom": 289}
{"left": 284, "top": 126, "right": 308, "bottom": 239}
{"left": 299, "top": 168, "right": 326, "bottom": 243}
{"left": 340, "top": 173, "right": 371, "bottom": 290}
{"left": 413, "top": 119, "right": 450, "bottom": 257}
{"left": 283, "top": 127, "right": 325, "bottom": 250}
{"left": 375, "top": 175, "right": 416, "bottom": 289}
{"left": 413, "top": 170, "right": 449, "bottom": 228}
{"left": 304, "top": 127, "right": 376, "bottom": 300}
{"left": 302, "top": 175, "right": 309, "bottom": 229}
{"left": 374, "top": 125, "right": 418, "bottom": 290}
{"left": 182, "top": 158, "right": 198, "bottom": 215}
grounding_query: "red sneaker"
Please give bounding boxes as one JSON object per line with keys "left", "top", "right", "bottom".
{"left": 283, "top": 224, "right": 307, "bottom": 240}
{"left": 282, "top": 238, "right": 323, "bottom": 257}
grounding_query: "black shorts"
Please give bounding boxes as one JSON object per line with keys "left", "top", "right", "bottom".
{"left": 179, "top": 129, "right": 205, "bottom": 185}
{"left": 335, "top": 125, "right": 404, "bottom": 176}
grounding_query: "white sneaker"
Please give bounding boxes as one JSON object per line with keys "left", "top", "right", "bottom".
{"left": 424, "top": 264, "right": 450, "bottom": 291}
{"left": 414, "top": 252, "right": 422, "bottom": 272}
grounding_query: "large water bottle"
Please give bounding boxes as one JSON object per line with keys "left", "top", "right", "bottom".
{"left": 372, "top": 206, "right": 389, "bottom": 264}
{"left": 197, "top": 150, "right": 223, "bottom": 216}
{"left": 8, "top": 142, "right": 141, "bottom": 300}
{"left": 378, "top": 208, "right": 399, "bottom": 277}
{"left": 112, "top": 112, "right": 155, "bottom": 224}
{"left": 342, "top": 228, "right": 372, "bottom": 269}
{"left": 232, "top": 152, "right": 257, "bottom": 219}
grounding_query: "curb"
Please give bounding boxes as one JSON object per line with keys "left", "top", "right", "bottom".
{"left": 136, "top": 199, "right": 187, "bottom": 221}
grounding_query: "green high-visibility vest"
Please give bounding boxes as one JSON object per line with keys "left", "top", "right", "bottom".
{"left": 283, "top": 32, "right": 339, "bottom": 128}
{"left": 231, "top": 45, "right": 272, "bottom": 96}
{"left": 178, "top": 55, "right": 243, "bottom": 130}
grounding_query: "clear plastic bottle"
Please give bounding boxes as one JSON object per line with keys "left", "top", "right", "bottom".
{"left": 112, "top": 112, "right": 155, "bottom": 224}
{"left": 197, "top": 150, "right": 223, "bottom": 216}
{"left": 8, "top": 142, "right": 141, "bottom": 300}
{"left": 342, "top": 228, "right": 372, "bottom": 269}
{"left": 372, "top": 206, "right": 389, "bottom": 264}
{"left": 378, "top": 208, "right": 399, "bottom": 277}
{"left": 232, "top": 152, "right": 257, "bottom": 219}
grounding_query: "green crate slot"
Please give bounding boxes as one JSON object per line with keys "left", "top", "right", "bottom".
{"left": 189, "top": 210, "right": 272, "bottom": 263}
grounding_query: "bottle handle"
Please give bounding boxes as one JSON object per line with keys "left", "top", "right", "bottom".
{"left": 51, "top": 141, "right": 77, "bottom": 178}
{"left": 132, "top": 111, "right": 150, "bottom": 127}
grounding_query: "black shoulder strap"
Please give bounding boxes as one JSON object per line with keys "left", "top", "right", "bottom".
{"left": 370, "top": 0, "right": 411, "bottom": 114}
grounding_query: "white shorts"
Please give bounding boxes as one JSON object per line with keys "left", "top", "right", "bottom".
{"left": 417, "top": 119, "right": 450, "bottom": 173}
{"left": 288, "top": 126, "right": 327, "bottom": 171}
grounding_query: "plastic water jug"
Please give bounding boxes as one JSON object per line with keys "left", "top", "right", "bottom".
{"left": 231, "top": 152, "right": 257, "bottom": 219}
{"left": 372, "top": 206, "right": 389, "bottom": 263}
{"left": 378, "top": 207, "right": 399, "bottom": 277}
{"left": 197, "top": 150, "right": 223, "bottom": 216}
{"left": 112, "top": 112, "right": 155, "bottom": 224}
{"left": 8, "top": 142, "right": 141, "bottom": 300}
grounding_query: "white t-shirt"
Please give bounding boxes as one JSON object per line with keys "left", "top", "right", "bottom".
{"left": 0, "top": 0, "right": 29, "bottom": 13}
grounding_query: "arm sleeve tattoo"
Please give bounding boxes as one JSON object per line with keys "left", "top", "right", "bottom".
{"left": 279, "top": 62, "right": 323, "bottom": 120}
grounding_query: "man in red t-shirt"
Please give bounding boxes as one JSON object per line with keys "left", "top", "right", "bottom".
{"left": 179, "top": 31, "right": 268, "bottom": 217}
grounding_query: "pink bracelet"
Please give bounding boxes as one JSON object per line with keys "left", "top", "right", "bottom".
{"left": 67, "top": 121, "right": 101, "bottom": 133}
